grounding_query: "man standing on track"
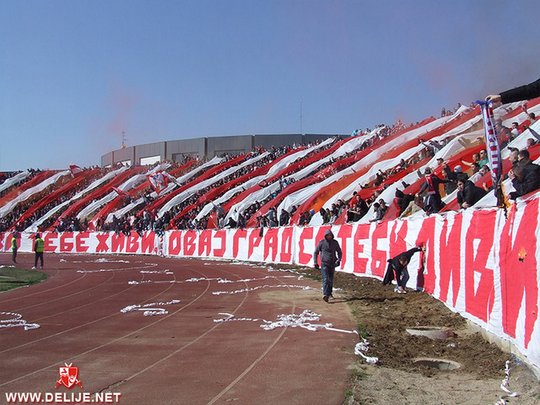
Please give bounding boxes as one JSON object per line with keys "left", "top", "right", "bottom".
{"left": 313, "top": 229, "right": 342, "bottom": 303}
{"left": 32, "top": 233, "right": 44, "bottom": 270}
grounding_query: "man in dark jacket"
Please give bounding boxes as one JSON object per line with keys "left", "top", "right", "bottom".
{"left": 313, "top": 230, "right": 342, "bottom": 302}
{"left": 509, "top": 150, "right": 540, "bottom": 200}
{"left": 457, "top": 179, "right": 487, "bottom": 208}
{"left": 487, "top": 78, "right": 540, "bottom": 104}
{"left": 279, "top": 209, "right": 290, "bottom": 226}
{"left": 383, "top": 246, "right": 424, "bottom": 293}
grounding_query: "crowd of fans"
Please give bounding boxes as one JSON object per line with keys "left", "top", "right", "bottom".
{"left": 2, "top": 95, "right": 540, "bottom": 235}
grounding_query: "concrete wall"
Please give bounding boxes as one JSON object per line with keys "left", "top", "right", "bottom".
{"left": 206, "top": 135, "right": 253, "bottom": 157}
{"left": 303, "top": 134, "right": 341, "bottom": 144}
{"left": 254, "top": 134, "right": 303, "bottom": 149}
{"left": 101, "top": 152, "right": 113, "bottom": 167}
{"left": 101, "top": 134, "right": 341, "bottom": 166}
{"left": 134, "top": 142, "right": 166, "bottom": 165}
{"left": 166, "top": 138, "right": 206, "bottom": 162}
{"left": 112, "top": 147, "right": 135, "bottom": 165}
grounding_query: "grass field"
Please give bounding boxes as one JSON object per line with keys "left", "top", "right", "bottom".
{"left": 0, "top": 266, "right": 47, "bottom": 292}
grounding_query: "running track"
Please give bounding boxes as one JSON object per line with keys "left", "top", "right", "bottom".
{"left": 0, "top": 253, "right": 357, "bottom": 404}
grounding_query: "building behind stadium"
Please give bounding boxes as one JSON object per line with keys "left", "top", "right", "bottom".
{"left": 101, "top": 134, "right": 343, "bottom": 167}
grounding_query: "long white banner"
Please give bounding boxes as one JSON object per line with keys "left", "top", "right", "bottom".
{"left": 2, "top": 198, "right": 539, "bottom": 371}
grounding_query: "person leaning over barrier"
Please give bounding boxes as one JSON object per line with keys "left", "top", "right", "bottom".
{"left": 383, "top": 246, "right": 425, "bottom": 294}
{"left": 313, "top": 230, "right": 342, "bottom": 303}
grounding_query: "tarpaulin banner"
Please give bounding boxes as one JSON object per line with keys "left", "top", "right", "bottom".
{"left": 1, "top": 199, "right": 539, "bottom": 371}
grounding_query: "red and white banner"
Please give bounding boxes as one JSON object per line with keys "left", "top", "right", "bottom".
{"left": 1, "top": 197, "right": 539, "bottom": 371}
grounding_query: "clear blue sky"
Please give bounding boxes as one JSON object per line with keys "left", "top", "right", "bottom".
{"left": 1, "top": 0, "right": 539, "bottom": 171}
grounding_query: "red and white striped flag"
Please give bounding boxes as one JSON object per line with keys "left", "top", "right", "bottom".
{"left": 69, "top": 164, "right": 83, "bottom": 176}
{"left": 478, "top": 101, "right": 502, "bottom": 185}
{"left": 112, "top": 187, "right": 130, "bottom": 197}
{"left": 147, "top": 172, "right": 170, "bottom": 194}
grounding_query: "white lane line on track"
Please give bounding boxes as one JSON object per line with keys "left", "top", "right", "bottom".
{"left": 0, "top": 263, "right": 166, "bottom": 354}
{"left": 0, "top": 261, "right": 210, "bottom": 388}
{"left": 207, "top": 271, "right": 298, "bottom": 404}
{"left": 3, "top": 263, "right": 158, "bottom": 312}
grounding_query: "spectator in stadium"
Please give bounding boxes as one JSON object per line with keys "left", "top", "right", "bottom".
{"left": 266, "top": 207, "right": 278, "bottom": 227}
{"left": 237, "top": 212, "right": 246, "bottom": 229}
{"left": 32, "top": 233, "right": 44, "bottom": 270}
{"left": 416, "top": 167, "right": 450, "bottom": 214}
{"left": 461, "top": 153, "right": 481, "bottom": 171}
{"left": 508, "top": 147, "right": 520, "bottom": 168}
{"left": 478, "top": 150, "right": 489, "bottom": 168}
{"left": 298, "top": 211, "right": 310, "bottom": 226}
{"left": 313, "top": 229, "right": 342, "bottom": 303}
{"left": 215, "top": 204, "right": 225, "bottom": 229}
{"left": 279, "top": 208, "right": 290, "bottom": 226}
{"left": 399, "top": 194, "right": 424, "bottom": 218}
{"left": 508, "top": 149, "right": 540, "bottom": 199}
{"left": 486, "top": 77, "right": 540, "bottom": 104}
{"left": 369, "top": 200, "right": 387, "bottom": 222}
{"left": 470, "top": 163, "right": 491, "bottom": 184}
{"left": 382, "top": 246, "right": 424, "bottom": 293}
{"left": 319, "top": 207, "right": 330, "bottom": 224}
{"left": 11, "top": 232, "right": 19, "bottom": 264}
{"left": 395, "top": 189, "right": 414, "bottom": 215}
{"left": 441, "top": 162, "right": 460, "bottom": 194}
{"left": 511, "top": 122, "right": 521, "bottom": 138}
{"left": 456, "top": 178, "right": 487, "bottom": 209}
{"left": 347, "top": 194, "right": 369, "bottom": 222}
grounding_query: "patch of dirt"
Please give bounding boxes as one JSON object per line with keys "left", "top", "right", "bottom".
{"left": 267, "top": 264, "right": 540, "bottom": 404}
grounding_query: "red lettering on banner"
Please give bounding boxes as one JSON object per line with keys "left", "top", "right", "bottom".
{"left": 168, "top": 231, "right": 182, "bottom": 256}
{"left": 280, "top": 227, "right": 293, "bottom": 263}
{"left": 353, "top": 224, "right": 370, "bottom": 273}
{"left": 44, "top": 233, "right": 58, "bottom": 252}
{"left": 111, "top": 233, "right": 125, "bottom": 253}
{"left": 126, "top": 233, "right": 139, "bottom": 253}
{"left": 248, "top": 229, "right": 262, "bottom": 259}
{"left": 416, "top": 216, "right": 436, "bottom": 293}
{"left": 184, "top": 231, "right": 197, "bottom": 256}
{"left": 464, "top": 211, "right": 495, "bottom": 323}
{"left": 75, "top": 233, "right": 89, "bottom": 253}
{"left": 337, "top": 225, "right": 352, "bottom": 269}
{"left": 315, "top": 226, "right": 331, "bottom": 247}
{"left": 500, "top": 203, "right": 539, "bottom": 348}
{"left": 141, "top": 232, "right": 155, "bottom": 254}
{"left": 371, "top": 223, "right": 389, "bottom": 278}
{"left": 298, "top": 227, "right": 314, "bottom": 265}
{"left": 264, "top": 228, "right": 279, "bottom": 262}
{"left": 439, "top": 215, "right": 463, "bottom": 306}
{"left": 233, "top": 229, "right": 247, "bottom": 258}
{"left": 60, "top": 233, "right": 74, "bottom": 252}
{"left": 198, "top": 230, "right": 212, "bottom": 256}
{"left": 213, "top": 230, "right": 226, "bottom": 257}
{"left": 389, "top": 221, "right": 408, "bottom": 258}
{"left": 0, "top": 232, "right": 5, "bottom": 251}
{"left": 96, "top": 233, "right": 109, "bottom": 253}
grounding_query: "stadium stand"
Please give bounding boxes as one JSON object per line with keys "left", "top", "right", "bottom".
{"left": 2, "top": 99, "right": 540, "bottom": 236}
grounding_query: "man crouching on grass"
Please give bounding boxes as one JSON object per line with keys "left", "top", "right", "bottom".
{"left": 313, "top": 230, "right": 342, "bottom": 303}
